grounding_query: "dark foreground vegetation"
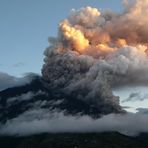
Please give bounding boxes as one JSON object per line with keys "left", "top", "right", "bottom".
{"left": 0, "top": 132, "right": 148, "bottom": 148}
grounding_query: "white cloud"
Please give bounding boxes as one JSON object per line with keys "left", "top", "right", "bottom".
{"left": 0, "top": 109, "right": 148, "bottom": 136}
{"left": 0, "top": 72, "right": 37, "bottom": 91}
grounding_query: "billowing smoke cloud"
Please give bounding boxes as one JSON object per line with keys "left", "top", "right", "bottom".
{"left": 42, "top": 0, "right": 148, "bottom": 111}
{"left": 0, "top": 110, "right": 148, "bottom": 136}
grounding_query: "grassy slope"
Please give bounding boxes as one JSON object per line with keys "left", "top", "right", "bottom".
{"left": 0, "top": 132, "right": 148, "bottom": 148}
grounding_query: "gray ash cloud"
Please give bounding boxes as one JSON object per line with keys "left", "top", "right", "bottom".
{"left": 42, "top": 0, "right": 148, "bottom": 114}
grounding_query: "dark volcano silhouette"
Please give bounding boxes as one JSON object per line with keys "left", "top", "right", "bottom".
{"left": 0, "top": 76, "right": 123, "bottom": 123}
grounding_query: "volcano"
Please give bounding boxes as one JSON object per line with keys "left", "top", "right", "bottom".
{"left": 0, "top": 75, "right": 123, "bottom": 123}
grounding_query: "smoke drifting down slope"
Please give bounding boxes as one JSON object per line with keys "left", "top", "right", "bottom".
{"left": 42, "top": 0, "right": 148, "bottom": 111}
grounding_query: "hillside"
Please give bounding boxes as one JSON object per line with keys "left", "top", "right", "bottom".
{"left": 0, "top": 132, "right": 148, "bottom": 148}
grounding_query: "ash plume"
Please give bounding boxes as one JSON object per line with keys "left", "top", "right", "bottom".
{"left": 42, "top": 0, "right": 148, "bottom": 112}
{"left": 1, "top": 0, "right": 148, "bottom": 137}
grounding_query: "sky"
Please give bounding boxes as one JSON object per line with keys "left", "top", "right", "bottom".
{"left": 0, "top": 0, "right": 123, "bottom": 77}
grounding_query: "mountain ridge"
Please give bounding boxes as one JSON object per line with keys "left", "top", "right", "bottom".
{"left": 0, "top": 76, "right": 123, "bottom": 123}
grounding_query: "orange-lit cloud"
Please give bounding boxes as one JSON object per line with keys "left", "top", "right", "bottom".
{"left": 59, "top": 20, "right": 89, "bottom": 53}
{"left": 55, "top": 0, "right": 148, "bottom": 57}
{"left": 42, "top": 0, "right": 148, "bottom": 113}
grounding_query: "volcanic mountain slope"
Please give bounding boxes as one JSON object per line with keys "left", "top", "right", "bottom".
{"left": 0, "top": 76, "right": 123, "bottom": 123}
{"left": 0, "top": 132, "right": 148, "bottom": 148}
